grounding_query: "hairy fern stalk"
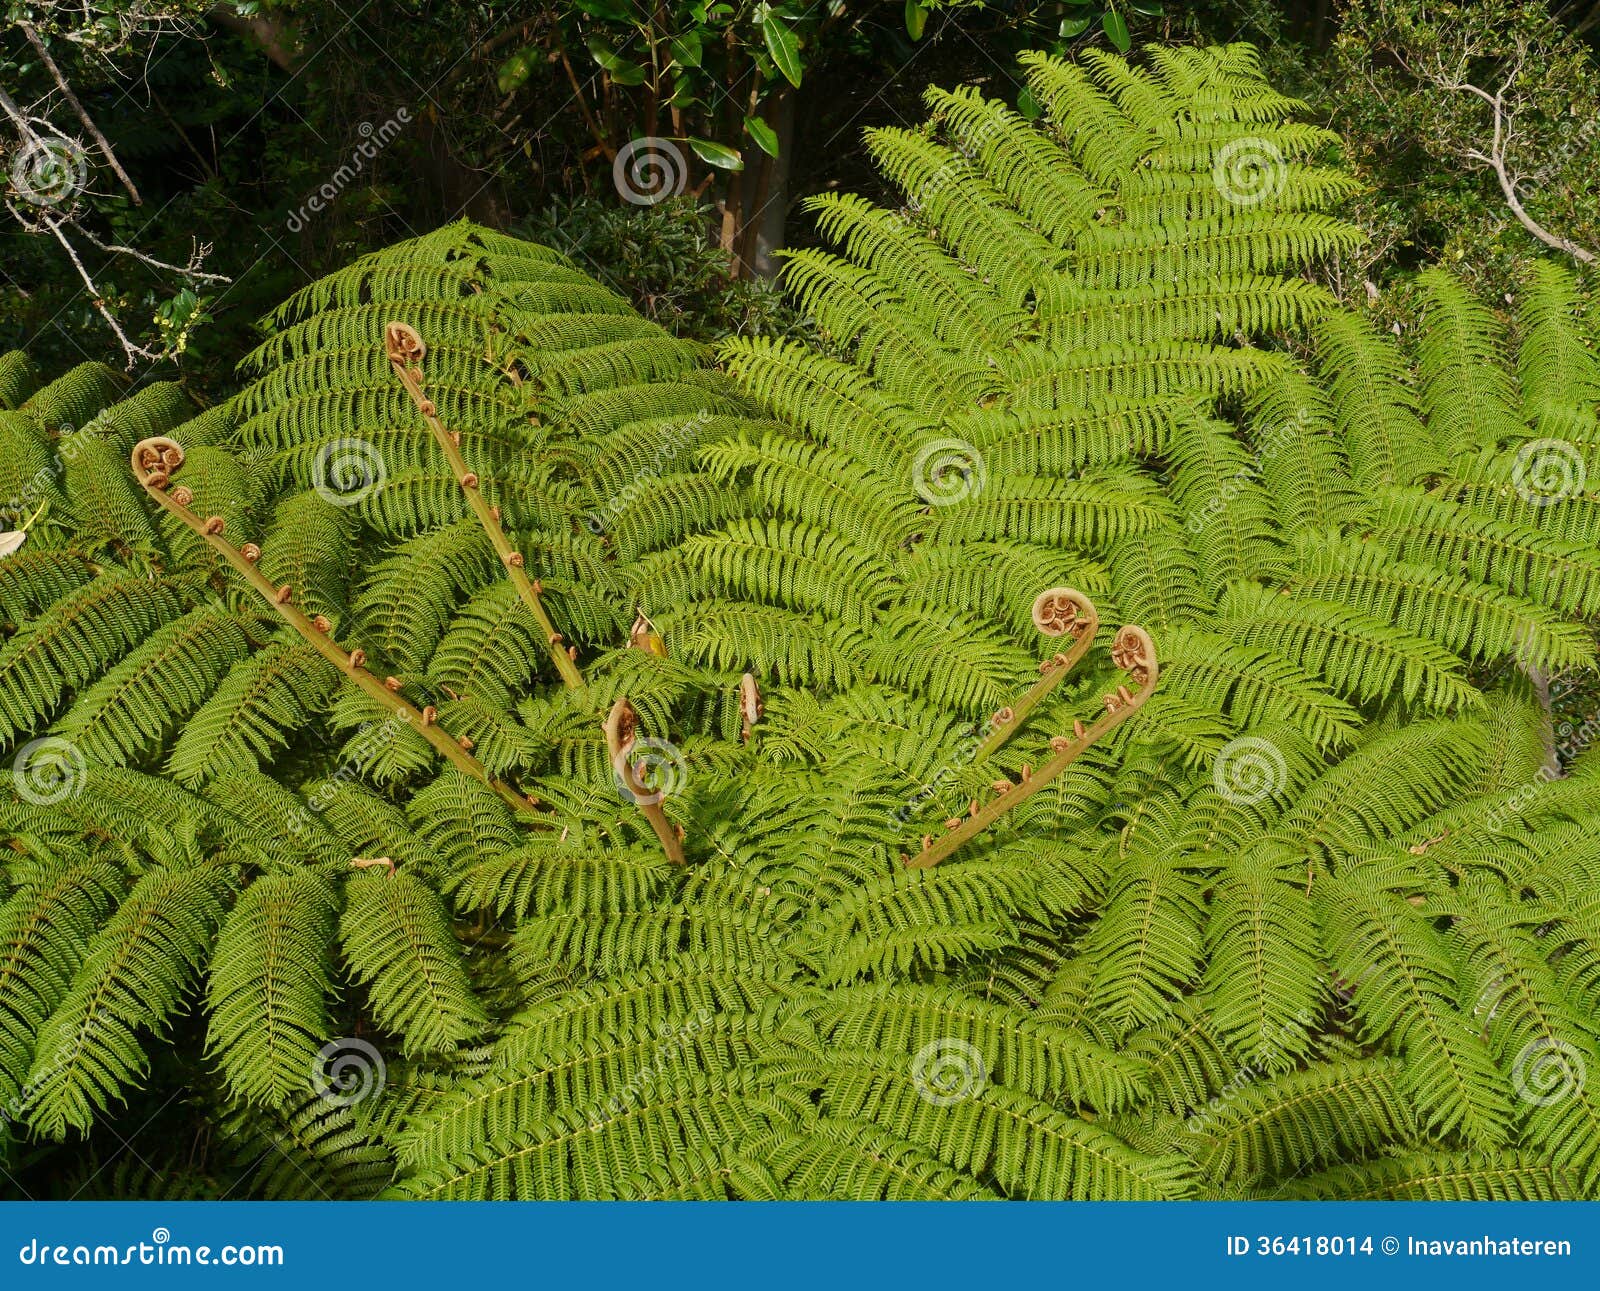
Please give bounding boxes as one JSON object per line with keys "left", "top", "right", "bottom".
{"left": 2, "top": 42, "right": 1600, "bottom": 1201}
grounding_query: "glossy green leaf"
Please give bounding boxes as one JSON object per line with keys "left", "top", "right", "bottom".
{"left": 495, "top": 47, "right": 535, "bottom": 96}
{"left": 670, "top": 32, "right": 704, "bottom": 68}
{"left": 688, "top": 137, "right": 744, "bottom": 170}
{"left": 1103, "top": 10, "right": 1132, "bottom": 51}
{"left": 746, "top": 114, "right": 780, "bottom": 158}
{"left": 763, "top": 15, "right": 803, "bottom": 87}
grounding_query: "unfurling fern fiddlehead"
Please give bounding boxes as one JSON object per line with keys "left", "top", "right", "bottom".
{"left": 383, "top": 322, "right": 586, "bottom": 690}
{"left": 603, "top": 696, "right": 688, "bottom": 865}
{"left": 973, "top": 586, "right": 1101, "bottom": 761}
{"left": 906, "top": 612, "right": 1159, "bottom": 869}
{"left": 129, "top": 435, "right": 542, "bottom": 820}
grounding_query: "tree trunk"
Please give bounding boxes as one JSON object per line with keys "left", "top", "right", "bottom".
{"left": 745, "top": 86, "right": 796, "bottom": 279}
{"left": 1525, "top": 663, "right": 1561, "bottom": 778}
{"left": 209, "top": 5, "right": 302, "bottom": 72}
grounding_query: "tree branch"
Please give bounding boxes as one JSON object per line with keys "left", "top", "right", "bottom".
{"left": 1467, "top": 72, "right": 1593, "bottom": 263}
{"left": 35, "top": 213, "right": 151, "bottom": 368}
{"left": 20, "top": 23, "right": 141, "bottom": 204}
{"left": 1423, "top": 40, "right": 1596, "bottom": 264}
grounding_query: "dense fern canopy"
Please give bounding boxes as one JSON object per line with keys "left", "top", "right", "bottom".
{"left": 1, "top": 42, "right": 1598, "bottom": 1201}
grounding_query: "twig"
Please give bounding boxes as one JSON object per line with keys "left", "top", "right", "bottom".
{"left": 36, "top": 214, "right": 148, "bottom": 368}
{"left": 553, "top": 32, "right": 614, "bottom": 161}
{"left": 74, "top": 227, "right": 230, "bottom": 283}
{"left": 0, "top": 85, "right": 31, "bottom": 133}
{"left": 21, "top": 23, "right": 142, "bottom": 204}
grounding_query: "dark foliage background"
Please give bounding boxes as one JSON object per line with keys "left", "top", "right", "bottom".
{"left": 1, "top": 3, "right": 1597, "bottom": 385}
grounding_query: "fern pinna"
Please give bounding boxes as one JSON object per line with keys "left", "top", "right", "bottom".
{"left": 1, "top": 41, "right": 1599, "bottom": 1200}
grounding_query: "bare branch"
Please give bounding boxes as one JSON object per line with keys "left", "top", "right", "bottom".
{"left": 0, "top": 85, "right": 27, "bottom": 134}
{"left": 1464, "top": 69, "right": 1594, "bottom": 264}
{"left": 20, "top": 23, "right": 142, "bottom": 204}
{"left": 35, "top": 214, "right": 153, "bottom": 368}
{"left": 1404, "top": 33, "right": 1595, "bottom": 265}
{"left": 73, "top": 227, "right": 230, "bottom": 284}
{"left": 2, "top": 4, "right": 232, "bottom": 362}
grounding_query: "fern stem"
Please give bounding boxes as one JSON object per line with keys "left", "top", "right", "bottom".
{"left": 384, "top": 322, "right": 587, "bottom": 691}
{"left": 129, "top": 437, "right": 543, "bottom": 823}
{"left": 603, "top": 697, "right": 687, "bottom": 865}
{"left": 973, "top": 587, "right": 1101, "bottom": 762}
{"left": 905, "top": 626, "right": 1159, "bottom": 870}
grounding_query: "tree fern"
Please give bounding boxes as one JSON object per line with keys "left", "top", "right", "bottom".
{"left": 3, "top": 38, "right": 1600, "bottom": 1203}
